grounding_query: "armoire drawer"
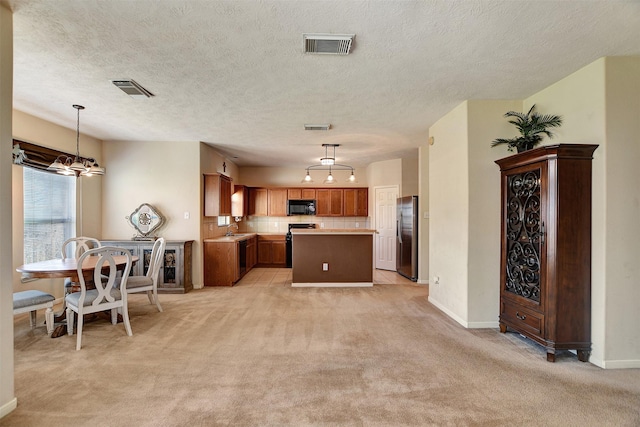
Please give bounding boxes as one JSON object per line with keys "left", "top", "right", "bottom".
{"left": 500, "top": 300, "right": 544, "bottom": 336}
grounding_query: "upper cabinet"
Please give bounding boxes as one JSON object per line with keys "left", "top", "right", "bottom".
{"left": 288, "top": 188, "right": 316, "bottom": 200}
{"left": 204, "top": 174, "right": 232, "bottom": 217}
{"left": 316, "top": 189, "right": 344, "bottom": 216}
{"left": 268, "top": 189, "right": 288, "bottom": 216}
{"left": 343, "top": 188, "right": 368, "bottom": 217}
{"left": 249, "top": 188, "right": 268, "bottom": 216}
{"left": 231, "top": 185, "right": 248, "bottom": 218}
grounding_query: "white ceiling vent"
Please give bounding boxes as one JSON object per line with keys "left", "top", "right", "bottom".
{"left": 303, "top": 34, "right": 354, "bottom": 55}
{"left": 304, "top": 124, "right": 331, "bottom": 131}
{"left": 111, "top": 79, "right": 154, "bottom": 99}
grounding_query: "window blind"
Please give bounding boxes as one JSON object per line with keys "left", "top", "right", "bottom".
{"left": 23, "top": 167, "right": 76, "bottom": 263}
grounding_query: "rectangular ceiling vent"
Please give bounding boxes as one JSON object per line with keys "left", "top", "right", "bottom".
{"left": 304, "top": 124, "right": 331, "bottom": 131}
{"left": 303, "top": 34, "right": 354, "bottom": 55}
{"left": 111, "top": 79, "right": 154, "bottom": 99}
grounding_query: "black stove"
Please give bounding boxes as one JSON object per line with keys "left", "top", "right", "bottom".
{"left": 286, "top": 223, "right": 316, "bottom": 267}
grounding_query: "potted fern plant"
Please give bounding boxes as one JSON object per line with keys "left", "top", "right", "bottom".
{"left": 491, "top": 104, "right": 563, "bottom": 153}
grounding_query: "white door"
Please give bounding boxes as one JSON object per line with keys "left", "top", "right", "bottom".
{"left": 374, "top": 185, "right": 398, "bottom": 271}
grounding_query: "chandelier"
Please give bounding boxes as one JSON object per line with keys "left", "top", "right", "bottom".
{"left": 302, "top": 144, "right": 356, "bottom": 184}
{"left": 47, "top": 104, "right": 105, "bottom": 177}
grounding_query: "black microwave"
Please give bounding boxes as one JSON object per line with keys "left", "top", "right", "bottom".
{"left": 287, "top": 199, "right": 316, "bottom": 216}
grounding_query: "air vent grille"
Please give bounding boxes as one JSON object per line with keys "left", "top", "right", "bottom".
{"left": 111, "top": 79, "right": 154, "bottom": 99}
{"left": 303, "top": 34, "right": 354, "bottom": 55}
{"left": 304, "top": 124, "right": 331, "bottom": 131}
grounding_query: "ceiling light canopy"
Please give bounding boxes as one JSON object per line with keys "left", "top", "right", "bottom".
{"left": 302, "top": 144, "right": 357, "bottom": 184}
{"left": 47, "top": 105, "right": 105, "bottom": 177}
{"left": 304, "top": 124, "right": 331, "bottom": 131}
{"left": 303, "top": 33, "right": 355, "bottom": 55}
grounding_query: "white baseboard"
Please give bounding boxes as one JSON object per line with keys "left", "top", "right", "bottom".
{"left": 0, "top": 397, "right": 17, "bottom": 419}
{"left": 428, "top": 296, "right": 468, "bottom": 327}
{"left": 600, "top": 359, "right": 640, "bottom": 369}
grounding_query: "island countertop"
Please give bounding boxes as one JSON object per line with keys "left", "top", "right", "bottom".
{"left": 290, "top": 228, "right": 376, "bottom": 235}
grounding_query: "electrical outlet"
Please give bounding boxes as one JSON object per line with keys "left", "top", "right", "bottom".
{"left": 322, "top": 263, "right": 329, "bottom": 271}
{"left": 355, "top": 222, "right": 360, "bottom": 228}
{"left": 320, "top": 223, "right": 325, "bottom": 228}
{"left": 184, "top": 211, "right": 190, "bottom": 219}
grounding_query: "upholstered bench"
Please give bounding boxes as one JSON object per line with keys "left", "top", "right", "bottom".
{"left": 13, "top": 290, "right": 55, "bottom": 335}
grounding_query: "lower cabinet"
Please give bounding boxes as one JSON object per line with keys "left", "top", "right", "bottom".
{"left": 204, "top": 236, "right": 258, "bottom": 286}
{"left": 100, "top": 240, "right": 193, "bottom": 293}
{"left": 257, "top": 235, "right": 286, "bottom": 267}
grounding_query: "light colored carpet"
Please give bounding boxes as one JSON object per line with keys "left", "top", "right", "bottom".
{"left": 4, "top": 269, "right": 640, "bottom": 426}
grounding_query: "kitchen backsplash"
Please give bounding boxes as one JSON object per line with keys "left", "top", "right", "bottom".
{"left": 237, "top": 216, "right": 371, "bottom": 234}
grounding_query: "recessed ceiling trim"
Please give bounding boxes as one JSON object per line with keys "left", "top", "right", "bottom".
{"left": 304, "top": 124, "right": 331, "bottom": 131}
{"left": 303, "top": 33, "right": 354, "bottom": 55}
{"left": 111, "top": 79, "right": 154, "bottom": 99}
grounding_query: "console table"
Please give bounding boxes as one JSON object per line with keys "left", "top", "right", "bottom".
{"left": 101, "top": 240, "right": 193, "bottom": 293}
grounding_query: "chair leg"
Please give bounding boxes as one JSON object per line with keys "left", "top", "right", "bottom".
{"left": 66, "top": 308, "right": 74, "bottom": 335}
{"left": 122, "top": 305, "right": 133, "bottom": 337}
{"left": 151, "top": 289, "right": 163, "bottom": 312}
{"left": 29, "top": 310, "right": 37, "bottom": 329}
{"left": 45, "top": 307, "right": 54, "bottom": 335}
{"left": 75, "top": 311, "right": 84, "bottom": 351}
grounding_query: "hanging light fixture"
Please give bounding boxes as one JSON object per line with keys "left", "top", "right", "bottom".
{"left": 47, "top": 105, "right": 105, "bottom": 177}
{"left": 302, "top": 144, "right": 357, "bottom": 184}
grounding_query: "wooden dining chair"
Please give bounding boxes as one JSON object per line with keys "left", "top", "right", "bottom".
{"left": 65, "top": 246, "right": 133, "bottom": 350}
{"left": 13, "top": 290, "right": 55, "bottom": 335}
{"left": 60, "top": 237, "right": 102, "bottom": 309}
{"left": 122, "top": 238, "right": 166, "bottom": 312}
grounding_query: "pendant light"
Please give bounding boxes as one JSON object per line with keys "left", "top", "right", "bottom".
{"left": 303, "top": 144, "right": 356, "bottom": 184}
{"left": 47, "top": 105, "right": 105, "bottom": 177}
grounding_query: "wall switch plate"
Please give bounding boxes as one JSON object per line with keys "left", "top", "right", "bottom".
{"left": 433, "top": 275, "right": 440, "bottom": 284}
{"left": 184, "top": 211, "right": 190, "bottom": 219}
{"left": 322, "top": 263, "right": 329, "bottom": 271}
{"left": 424, "top": 212, "right": 429, "bottom": 219}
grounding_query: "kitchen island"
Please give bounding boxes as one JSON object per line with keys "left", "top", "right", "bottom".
{"left": 290, "top": 228, "right": 376, "bottom": 287}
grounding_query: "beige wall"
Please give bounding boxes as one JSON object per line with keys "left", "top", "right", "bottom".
{"left": 401, "top": 153, "right": 419, "bottom": 197}
{"left": 428, "top": 101, "right": 470, "bottom": 324}
{"left": 418, "top": 145, "right": 429, "bottom": 284}
{"left": 524, "top": 57, "right": 640, "bottom": 368}
{"left": 239, "top": 166, "right": 367, "bottom": 188}
{"left": 11, "top": 110, "right": 103, "bottom": 298}
{"left": 429, "top": 57, "right": 640, "bottom": 368}
{"left": 102, "top": 140, "right": 203, "bottom": 286}
{"left": 467, "top": 99, "right": 521, "bottom": 325}
{"left": 0, "top": 3, "right": 15, "bottom": 417}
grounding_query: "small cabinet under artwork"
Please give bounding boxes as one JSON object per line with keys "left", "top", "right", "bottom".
{"left": 101, "top": 240, "right": 193, "bottom": 293}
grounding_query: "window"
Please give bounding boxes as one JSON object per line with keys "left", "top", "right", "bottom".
{"left": 217, "top": 216, "right": 230, "bottom": 226}
{"left": 23, "top": 167, "right": 76, "bottom": 263}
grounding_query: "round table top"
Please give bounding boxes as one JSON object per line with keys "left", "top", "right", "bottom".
{"left": 17, "top": 255, "right": 138, "bottom": 279}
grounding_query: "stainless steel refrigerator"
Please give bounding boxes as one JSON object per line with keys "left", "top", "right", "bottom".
{"left": 396, "top": 195, "right": 418, "bottom": 281}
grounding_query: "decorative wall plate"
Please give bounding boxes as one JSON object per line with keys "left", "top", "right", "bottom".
{"left": 126, "top": 203, "right": 165, "bottom": 240}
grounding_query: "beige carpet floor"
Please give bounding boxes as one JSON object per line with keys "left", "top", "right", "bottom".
{"left": 3, "top": 269, "right": 640, "bottom": 426}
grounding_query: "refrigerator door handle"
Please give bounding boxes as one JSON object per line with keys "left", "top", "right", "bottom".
{"left": 397, "top": 217, "right": 402, "bottom": 243}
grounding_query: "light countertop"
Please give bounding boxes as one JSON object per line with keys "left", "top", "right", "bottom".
{"left": 290, "top": 228, "right": 376, "bottom": 235}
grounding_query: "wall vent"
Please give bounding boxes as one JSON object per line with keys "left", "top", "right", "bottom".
{"left": 303, "top": 34, "right": 354, "bottom": 55}
{"left": 111, "top": 79, "right": 154, "bottom": 99}
{"left": 304, "top": 124, "right": 331, "bottom": 131}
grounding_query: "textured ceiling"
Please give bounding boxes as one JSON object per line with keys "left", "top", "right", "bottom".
{"left": 6, "top": 0, "right": 640, "bottom": 167}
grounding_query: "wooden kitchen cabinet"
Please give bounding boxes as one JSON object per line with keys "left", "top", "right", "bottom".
{"left": 495, "top": 144, "right": 598, "bottom": 362}
{"left": 232, "top": 185, "right": 248, "bottom": 218}
{"left": 288, "top": 188, "right": 316, "bottom": 200}
{"left": 268, "top": 189, "right": 288, "bottom": 216}
{"left": 249, "top": 188, "right": 268, "bottom": 216}
{"left": 343, "top": 188, "right": 368, "bottom": 216}
{"left": 204, "top": 174, "right": 232, "bottom": 217}
{"left": 257, "top": 235, "right": 286, "bottom": 267}
{"left": 316, "top": 189, "right": 343, "bottom": 216}
{"left": 204, "top": 235, "right": 257, "bottom": 286}
{"left": 101, "top": 240, "right": 193, "bottom": 293}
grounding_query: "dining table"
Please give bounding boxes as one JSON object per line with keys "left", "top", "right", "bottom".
{"left": 16, "top": 254, "right": 139, "bottom": 337}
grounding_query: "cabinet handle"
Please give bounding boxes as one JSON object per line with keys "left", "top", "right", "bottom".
{"left": 516, "top": 312, "right": 527, "bottom": 321}
{"left": 540, "top": 221, "right": 545, "bottom": 245}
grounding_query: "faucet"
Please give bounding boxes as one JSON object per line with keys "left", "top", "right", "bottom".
{"left": 225, "top": 223, "right": 239, "bottom": 236}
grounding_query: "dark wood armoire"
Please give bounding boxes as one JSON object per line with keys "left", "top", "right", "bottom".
{"left": 495, "top": 144, "right": 598, "bottom": 362}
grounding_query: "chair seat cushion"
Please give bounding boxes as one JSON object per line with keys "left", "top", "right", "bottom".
{"left": 65, "top": 288, "right": 122, "bottom": 307}
{"left": 13, "top": 290, "right": 55, "bottom": 310}
{"left": 116, "top": 276, "right": 153, "bottom": 289}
